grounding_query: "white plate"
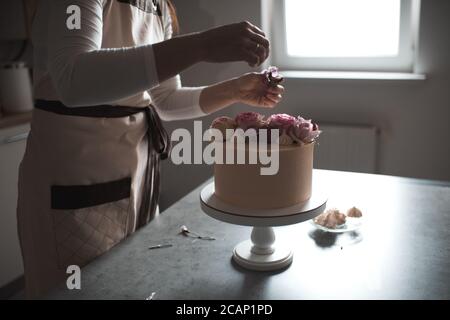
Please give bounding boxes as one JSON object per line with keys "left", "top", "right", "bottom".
{"left": 310, "top": 217, "right": 363, "bottom": 233}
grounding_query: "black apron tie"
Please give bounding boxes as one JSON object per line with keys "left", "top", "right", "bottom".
{"left": 137, "top": 105, "right": 171, "bottom": 228}
{"left": 144, "top": 105, "right": 171, "bottom": 160}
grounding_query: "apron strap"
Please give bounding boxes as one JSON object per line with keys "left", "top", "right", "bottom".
{"left": 144, "top": 106, "right": 171, "bottom": 160}
{"left": 35, "top": 99, "right": 144, "bottom": 118}
{"left": 137, "top": 106, "right": 172, "bottom": 228}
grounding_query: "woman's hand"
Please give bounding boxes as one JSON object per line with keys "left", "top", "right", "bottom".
{"left": 199, "top": 72, "right": 284, "bottom": 114}
{"left": 197, "top": 21, "right": 270, "bottom": 67}
{"left": 153, "top": 21, "right": 269, "bottom": 83}
{"left": 232, "top": 72, "right": 284, "bottom": 108}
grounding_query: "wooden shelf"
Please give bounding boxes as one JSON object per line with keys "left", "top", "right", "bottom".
{"left": 0, "top": 112, "right": 32, "bottom": 130}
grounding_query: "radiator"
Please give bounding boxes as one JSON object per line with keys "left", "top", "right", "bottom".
{"left": 314, "top": 124, "right": 378, "bottom": 173}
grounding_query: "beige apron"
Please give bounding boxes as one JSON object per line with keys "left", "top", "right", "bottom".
{"left": 17, "top": 100, "right": 170, "bottom": 298}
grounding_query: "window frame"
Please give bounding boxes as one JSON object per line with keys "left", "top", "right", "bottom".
{"left": 267, "top": 0, "right": 421, "bottom": 73}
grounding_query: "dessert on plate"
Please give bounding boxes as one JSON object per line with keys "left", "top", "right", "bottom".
{"left": 346, "top": 206, "right": 363, "bottom": 218}
{"left": 313, "top": 208, "right": 347, "bottom": 229}
{"left": 313, "top": 207, "right": 363, "bottom": 230}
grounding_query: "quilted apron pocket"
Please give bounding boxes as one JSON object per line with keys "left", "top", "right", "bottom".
{"left": 50, "top": 177, "right": 131, "bottom": 269}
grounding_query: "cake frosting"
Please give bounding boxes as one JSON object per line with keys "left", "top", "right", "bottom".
{"left": 214, "top": 142, "right": 314, "bottom": 209}
{"left": 211, "top": 111, "right": 321, "bottom": 209}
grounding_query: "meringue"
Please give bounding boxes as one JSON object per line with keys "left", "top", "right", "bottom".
{"left": 346, "top": 207, "right": 363, "bottom": 218}
{"left": 314, "top": 208, "right": 347, "bottom": 229}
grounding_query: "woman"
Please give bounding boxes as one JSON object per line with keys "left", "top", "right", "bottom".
{"left": 19, "top": 0, "right": 284, "bottom": 298}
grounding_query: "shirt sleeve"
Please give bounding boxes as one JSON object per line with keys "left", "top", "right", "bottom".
{"left": 46, "top": 0, "right": 159, "bottom": 107}
{"left": 148, "top": 0, "right": 207, "bottom": 121}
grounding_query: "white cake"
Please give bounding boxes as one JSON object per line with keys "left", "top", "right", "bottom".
{"left": 214, "top": 142, "right": 314, "bottom": 209}
{"left": 210, "top": 112, "right": 321, "bottom": 211}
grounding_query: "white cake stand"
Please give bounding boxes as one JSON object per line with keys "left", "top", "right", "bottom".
{"left": 200, "top": 179, "right": 327, "bottom": 271}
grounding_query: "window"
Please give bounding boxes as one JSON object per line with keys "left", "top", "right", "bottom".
{"left": 267, "top": 0, "right": 421, "bottom": 72}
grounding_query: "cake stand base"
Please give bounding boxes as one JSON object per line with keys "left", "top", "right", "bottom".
{"left": 233, "top": 227, "right": 293, "bottom": 271}
{"left": 200, "top": 180, "right": 327, "bottom": 272}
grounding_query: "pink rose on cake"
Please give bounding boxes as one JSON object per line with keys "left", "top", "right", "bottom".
{"left": 235, "top": 112, "right": 266, "bottom": 130}
{"left": 266, "top": 113, "right": 297, "bottom": 145}
{"left": 288, "top": 117, "right": 321, "bottom": 144}
{"left": 211, "top": 116, "right": 236, "bottom": 129}
{"left": 277, "top": 132, "right": 294, "bottom": 145}
{"left": 210, "top": 116, "right": 237, "bottom": 141}
{"left": 267, "top": 113, "right": 297, "bottom": 131}
{"left": 211, "top": 112, "right": 321, "bottom": 145}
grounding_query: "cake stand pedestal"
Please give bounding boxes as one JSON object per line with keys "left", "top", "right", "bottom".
{"left": 200, "top": 180, "right": 327, "bottom": 271}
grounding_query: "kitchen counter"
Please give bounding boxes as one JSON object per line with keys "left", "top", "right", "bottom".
{"left": 46, "top": 169, "right": 450, "bottom": 300}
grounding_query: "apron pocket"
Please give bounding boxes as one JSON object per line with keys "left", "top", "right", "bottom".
{"left": 51, "top": 177, "right": 131, "bottom": 210}
{"left": 50, "top": 177, "right": 131, "bottom": 269}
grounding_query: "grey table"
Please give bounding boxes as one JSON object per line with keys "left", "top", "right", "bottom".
{"left": 47, "top": 170, "right": 450, "bottom": 300}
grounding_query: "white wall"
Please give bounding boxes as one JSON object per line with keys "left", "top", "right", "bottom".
{"left": 158, "top": 0, "right": 450, "bottom": 209}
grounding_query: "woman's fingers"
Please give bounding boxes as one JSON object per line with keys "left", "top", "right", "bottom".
{"left": 249, "top": 24, "right": 266, "bottom": 38}
{"left": 242, "top": 21, "right": 264, "bottom": 34}
{"left": 242, "top": 49, "right": 260, "bottom": 67}
{"left": 242, "top": 39, "right": 267, "bottom": 66}
{"left": 245, "top": 24, "right": 270, "bottom": 62}
{"left": 200, "top": 21, "right": 270, "bottom": 65}
{"left": 262, "top": 97, "right": 277, "bottom": 108}
{"left": 240, "top": 21, "right": 266, "bottom": 37}
{"left": 245, "top": 29, "right": 270, "bottom": 50}
{"left": 256, "top": 44, "right": 269, "bottom": 64}
{"left": 265, "top": 93, "right": 283, "bottom": 103}
{"left": 233, "top": 71, "right": 283, "bottom": 108}
{"left": 267, "top": 85, "right": 285, "bottom": 95}
{"left": 239, "top": 23, "right": 269, "bottom": 64}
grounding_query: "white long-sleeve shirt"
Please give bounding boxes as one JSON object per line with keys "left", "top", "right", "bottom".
{"left": 32, "top": 0, "right": 206, "bottom": 121}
